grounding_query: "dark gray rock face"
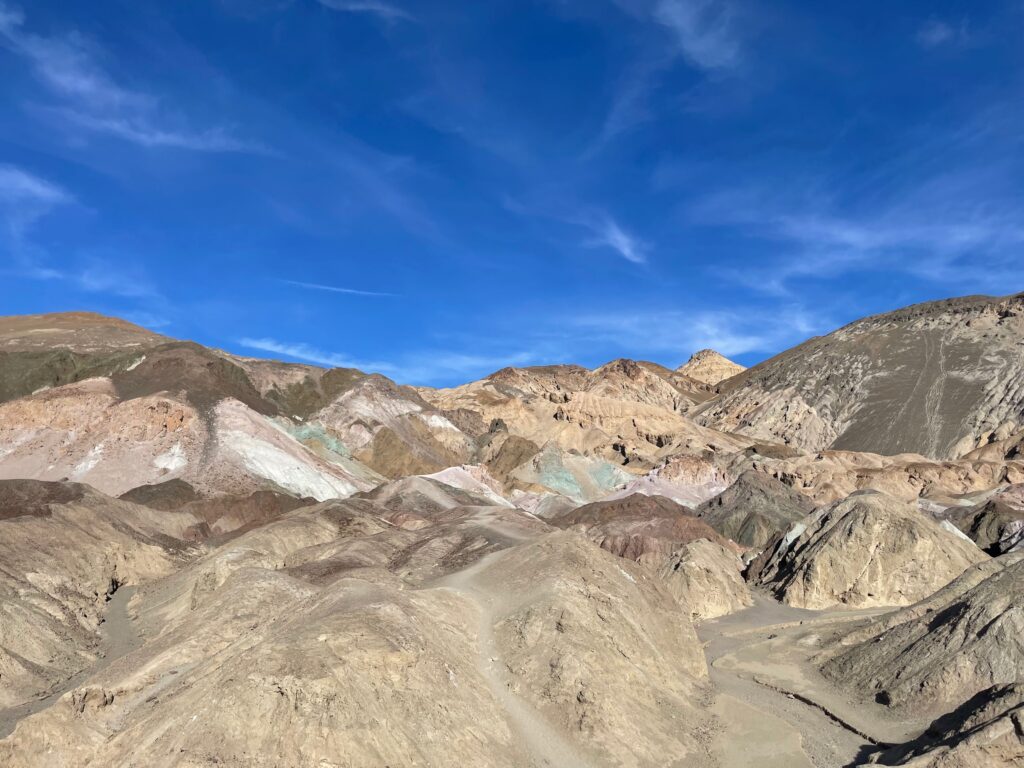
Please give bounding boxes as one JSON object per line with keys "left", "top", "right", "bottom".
{"left": 864, "top": 684, "right": 1024, "bottom": 766}
{"left": 947, "top": 485, "right": 1024, "bottom": 555}
{"left": 698, "top": 293, "right": 1024, "bottom": 459}
{"left": 695, "top": 470, "right": 815, "bottom": 549}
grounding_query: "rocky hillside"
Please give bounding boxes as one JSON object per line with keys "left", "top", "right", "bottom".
{"left": 3, "top": 297, "right": 1024, "bottom": 767}
{"left": 821, "top": 553, "right": 1024, "bottom": 715}
{"left": 420, "top": 357, "right": 747, "bottom": 470}
{"left": 698, "top": 293, "right": 1024, "bottom": 459}
{"left": 749, "top": 491, "right": 988, "bottom": 608}
{"left": 676, "top": 349, "right": 745, "bottom": 386}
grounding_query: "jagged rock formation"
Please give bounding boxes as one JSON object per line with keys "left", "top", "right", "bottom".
{"left": 660, "top": 539, "right": 753, "bottom": 621}
{"left": 750, "top": 491, "right": 988, "bottom": 609}
{"left": 606, "top": 453, "right": 731, "bottom": 507}
{"left": 505, "top": 443, "right": 633, "bottom": 503}
{"left": 698, "top": 293, "right": 1024, "bottom": 460}
{"left": 865, "top": 684, "right": 1024, "bottom": 767}
{"left": 419, "top": 358, "right": 748, "bottom": 471}
{"left": 550, "top": 493, "right": 731, "bottom": 563}
{"left": 676, "top": 349, "right": 745, "bottom": 386}
{"left": 695, "top": 469, "right": 815, "bottom": 549}
{"left": 763, "top": 449, "right": 1024, "bottom": 506}
{"left": 821, "top": 554, "right": 1024, "bottom": 715}
{"left": 946, "top": 485, "right": 1024, "bottom": 554}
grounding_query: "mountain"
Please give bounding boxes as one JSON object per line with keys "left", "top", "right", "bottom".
{"left": 0, "top": 491, "right": 716, "bottom": 767}
{"left": 4, "top": 295, "right": 1024, "bottom": 766}
{"left": 698, "top": 293, "right": 1024, "bottom": 459}
{"left": 676, "top": 349, "right": 745, "bottom": 386}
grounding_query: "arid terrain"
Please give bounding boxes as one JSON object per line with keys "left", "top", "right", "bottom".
{"left": 2, "top": 293, "right": 1024, "bottom": 767}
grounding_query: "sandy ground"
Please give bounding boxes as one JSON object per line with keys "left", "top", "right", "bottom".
{"left": 697, "top": 590, "right": 930, "bottom": 768}
{"left": 0, "top": 585, "right": 141, "bottom": 738}
{"left": 0, "top": 538, "right": 934, "bottom": 768}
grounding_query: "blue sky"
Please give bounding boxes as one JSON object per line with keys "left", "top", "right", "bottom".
{"left": 1, "top": 0, "right": 1021, "bottom": 385}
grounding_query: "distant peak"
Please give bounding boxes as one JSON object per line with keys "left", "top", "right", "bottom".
{"left": 676, "top": 349, "right": 745, "bottom": 386}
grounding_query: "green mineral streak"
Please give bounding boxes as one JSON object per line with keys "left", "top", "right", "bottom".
{"left": 283, "top": 422, "right": 353, "bottom": 460}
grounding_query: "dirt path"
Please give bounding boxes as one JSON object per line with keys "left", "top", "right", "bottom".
{"left": 0, "top": 585, "right": 142, "bottom": 739}
{"left": 697, "top": 592, "right": 890, "bottom": 768}
{"left": 434, "top": 536, "right": 594, "bottom": 768}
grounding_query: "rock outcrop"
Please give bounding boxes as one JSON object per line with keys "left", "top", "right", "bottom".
{"left": 550, "top": 493, "right": 731, "bottom": 563}
{"left": 864, "top": 684, "right": 1024, "bottom": 767}
{"left": 750, "top": 491, "right": 988, "bottom": 609}
{"left": 676, "top": 349, "right": 745, "bottom": 386}
{"left": 696, "top": 469, "right": 815, "bottom": 549}
{"left": 0, "top": 481, "right": 191, "bottom": 710}
{"left": 821, "top": 554, "right": 1024, "bottom": 714}
{"left": 660, "top": 539, "right": 753, "bottom": 621}
{"left": 946, "top": 484, "right": 1024, "bottom": 555}
{"left": 419, "top": 358, "right": 747, "bottom": 471}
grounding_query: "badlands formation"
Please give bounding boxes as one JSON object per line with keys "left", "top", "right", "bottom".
{"left": 0, "top": 292, "right": 1023, "bottom": 767}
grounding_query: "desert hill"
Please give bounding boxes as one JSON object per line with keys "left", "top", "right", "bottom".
{"left": 698, "top": 293, "right": 1024, "bottom": 459}
{"left": 1, "top": 293, "right": 1024, "bottom": 766}
{"left": 676, "top": 348, "right": 746, "bottom": 386}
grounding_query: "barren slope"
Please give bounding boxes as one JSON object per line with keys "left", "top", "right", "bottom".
{"left": 698, "top": 293, "right": 1024, "bottom": 459}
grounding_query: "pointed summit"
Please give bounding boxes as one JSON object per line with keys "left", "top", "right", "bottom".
{"left": 676, "top": 349, "right": 745, "bottom": 386}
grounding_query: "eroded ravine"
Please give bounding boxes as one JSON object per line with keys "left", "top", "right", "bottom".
{"left": 0, "top": 585, "right": 142, "bottom": 739}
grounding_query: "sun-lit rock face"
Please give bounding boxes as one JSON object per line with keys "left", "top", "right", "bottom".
{"left": 419, "top": 357, "right": 748, "bottom": 472}
{"left": 750, "top": 491, "right": 988, "bottom": 609}
{"left": 821, "top": 553, "right": 1024, "bottom": 716}
{"left": 676, "top": 349, "right": 745, "bottom": 386}
{"left": 659, "top": 538, "right": 753, "bottom": 621}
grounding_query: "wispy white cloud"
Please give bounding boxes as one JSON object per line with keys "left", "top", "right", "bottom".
{"left": 0, "top": 164, "right": 71, "bottom": 206}
{"left": 691, "top": 178, "right": 1024, "bottom": 296}
{"left": 916, "top": 18, "right": 969, "bottom": 49}
{"left": 585, "top": 57, "right": 667, "bottom": 154}
{"left": 239, "top": 337, "right": 395, "bottom": 371}
{"left": 316, "top": 0, "right": 413, "bottom": 22}
{"left": 567, "top": 304, "right": 819, "bottom": 360}
{"left": 504, "top": 197, "right": 650, "bottom": 265}
{"left": 238, "top": 336, "right": 536, "bottom": 384}
{"left": 0, "top": 3, "right": 261, "bottom": 152}
{"left": 0, "top": 163, "right": 171, "bottom": 303}
{"left": 652, "top": 0, "right": 742, "bottom": 70}
{"left": 584, "top": 0, "right": 742, "bottom": 154}
{"left": 50, "top": 110, "right": 264, "bottom": 152}
{"left": 0, "top": 164, "right": 71, "bottom": 257}
{"left": 283, "top": 279, "right": 397, "bottom": 297}
{"left": 583, "top": 216, "right": 649, "bottom": 264}
{"left": 74, "top": 259, "right": 160, "bottom": 298}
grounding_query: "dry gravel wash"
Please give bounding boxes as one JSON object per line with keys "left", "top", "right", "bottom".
{"left": 0, "top": 586, "right": 141, "bottom": 739}
{"left": 697, "top": 591, "right": 932, "bottom": 768}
